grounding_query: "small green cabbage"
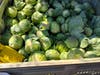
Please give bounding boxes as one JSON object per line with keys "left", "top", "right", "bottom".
{"left": 25, "top": 0, "right": 37, "bottom": 5}
{"left": 68, "top": 16, "right": 84, "bottom": 36}
{"left": 94, "top": 28, "right": 100, "bottom": 36}
{"left": 0, "top": 29, "right": 11, "bottom": 45}
{"left": 56, "top": 16, "right": 65, "bottom": 24}
{"left": 84, "top": 51, "right": 98, "bottom": 58}
{"left": 6, "top": 6, "right": 17, "bottom": 18}
{"left": 64, "top": 36, "right": 79, "bottom": 48}
{"left": 14, "top": 0, "right": 25, "bottom": 10}
{"left": 22, "top": 4, "right": 33, "bottom": 16}
{"left": 29, "top": 26, "right": 38, "bottom": 34}
{"left": 55, "top": 41, "right": 68, "bottom": 53}
{"left": 28, "top": 52, "right": 46, "bottom": 62}
{"left": 80, "top": 37, "right": 89, "bottom": 48}
{"left": 46, "top": 8, "right": 54, "bottom": 17}
{"left": 36, "top": 30, "right": 46, "bottom": 38}
{"left": 89, "top": 37, "right": 100, "bottom": 50}
{"left": 67, "top": 48, "right": 85, "bottom": 59}
{"left": 50, "top": 21, "right": 60, "bottom": 34}
{"left": 25, "top": 39, "right": 41, "bottom": 54}
{"left": 9, "top": 35, "right": 23, "bottom": 50}
{"left": 56, "top": 33, "right": 66, "bottom": 40}
{"left": 35, "top": 1, "right": 49, "bottom": 12}
{"left": 61, "top": 23, "right": 68, "bottom": 33}
{"left": 28, "top": 33, "right": 39, "bottom": 40}
{"left": 45, "top": 49, "right": 60, "bottom": 60}
{"left": 40, "top": 37, "right": 52, "bottom": 51}
{"left": 17, "top": 11, "right": 26, "bottom": 21}
{"left": 62, "top": 10, "right": 70, "bottom": 18}
{"left": 84, "top": 27, "right": 93, "bottom": 36}
{"left": 74, "top": 4, "right": 82, "bottom": 13}
{"left": 18, "top": 47, "right": 28, "bottom": 57}
{"left": 18, "top": 19, "right": 31, "bottom": 34}
{"left": 60, "top": 51, "right": 68, "bottom": 60}
{"left": 53, "top": 7, "right": 63, "bottom": 17}
{"left": 10, "top": 24, "right": 22, "bottom": 35}
{"left": 5, "top": 18, "right": 18, "bottom": 27}
{"left": 31, "top": 11, "right": 43, "bottom": 23}
{"left": 39, "top": 1, "right": 49, "bottom": 12}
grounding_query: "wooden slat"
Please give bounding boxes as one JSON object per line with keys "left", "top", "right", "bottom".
{"left": 0, "top": 58, "right": 100, "bottom": 69}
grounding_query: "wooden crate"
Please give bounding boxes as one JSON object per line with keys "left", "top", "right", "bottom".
{"left": 0, "top": 0, "right": 100, "bottom": 75}
{"left": 0, "top": 58, "right": 100, "bottom": 75}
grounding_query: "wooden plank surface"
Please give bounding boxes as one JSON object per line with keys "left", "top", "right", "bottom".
{"left": 0, "top": 58, "right": 100, "bottom": 69}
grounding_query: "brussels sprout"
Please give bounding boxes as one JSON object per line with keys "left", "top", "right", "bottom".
{"left": 56, "top": 16, "right": 65, "bottom": 24}
{"left": 94, "top": 28, "right": 100, "bottom": 36}
{"left": 89, "top": 37, "right": 99, "bottom": 45}
{"left": 89, "top": 37, "right": 100, "bottom": 50}
{"left": 52, "top": 0, "right": 62, "bottom": 8}
{"left": 22, "top": 4, "right": 33, "bottom": 16}
{"left": 71, "top": 0, "right": 78, "bottom": 7}
{"left": 40, "top": 37, "right": 52, "bottom": 50}
{"left": 28, "top": 52, "right": 46, "bottom": 62}
{"left": 84, "top": 27, "right": 93, "bottom": 36}
{"left": 55, "top": 41, "right": 68, "bottom": 53}
{"left": 80, "top": 37, "right": 89, "bottom": 48}
{"left": 53, "top": 7, "right": 63, "bottom": 17}
{"left": 5, "top": 18, "right": 18, "bottom": 27}
{"left": 17, "top": 11, "right": 26, "bottom": 21}
{"left": 83, "top": 2, "right": 91, "bottom": 10}
{"left": 45, "top": 49, "right": 60, "bottom": 60}
{"left": 36, "top": 30, "right": 46, "bottom": 38}
{"left": 83, "top": 2, "right": 95, "bottom": 15}
{"left": 84, "top": 51, "right": 98, "bottom": 58}
{"left": 60, "top": 52, "right": 68, "bottom": 60}
{"left": 18, "top": 47, "right": 28, "bottom": 57}
{"left": 12, "top": 19, "right": 18, "bottom": 25}
{"left": 31, "top": 11, "right": 43, "bottom": 23}
{"left": 68, "top": 16, "right": 84, "bottom": 36}
{"left": 9, "top": 35, "right": 23, "bottom": 50}
{"left": 19, "top": 19, "right": 31, "bottom": 34}
{"left": 11, "top": 19, "right": 31, "bottom": 35}
{"left": 28, "top": 33, "right": 39, "bottom": 40}
{"left": 67, "top": 48, "right": 85, "bottom": 59}
{"left": 61, "top": 0, "right": 70, "bottom": 8}
{"left": 42, "top": 30, "right": 49, "bottom": 37}
{"left": 74, "top": 5, "right": 82, "bottom": 13}
{"left": 25, "top": 0, "right": 37, "bottom": 5}
{"left": 39, "top": 1, "right": 49, "bottom": 12}
{"left": 46, "top": 8, "right": 54, "bottom": 17}
{"left": 39, "top": 19, "right": 49, "bottom": 30}
{"left": 48, "top": 0, "right": 53, "bottom": 5}
{"left": 29, "top": 26, "right": 39, "bottom": 34}
{"left": 64, "top": 36, "right": 79, "bottom": 48}
{"left": 50, "top": 21, "right": 60, "bottom": 34}
{"left": 56, "top": 33, "right": 66, "bottom": 40}
{"left": 25, "top": 39, "right": 41, "bottom": 54}
{"left": 34, "top": 2, "right": 41, "bottom": 11}
{"left": 62, "top": 10, "right": 70, "bottom": 18}
{"left": 14, "top": 0, "right": 25, "bottom": 10}
{"left": 21, "top": 34, "right": 28, "bottom": 41}
{"left": 0, "top": 29, "right": 11, "bottom": 45}
{"left": 47, "top": 17, "right": 53, "bottom": 23}
{"left": 79, "top": 11, "right": 87, "bottom": 24}
{"left": 10, "top": 24, "right": 22, "bottom": 35}
{"left": 6, "top": 6, "right": 17, "bottom": 18}
{"left": 61, "top": 23, "right": 68, "bottom": 33}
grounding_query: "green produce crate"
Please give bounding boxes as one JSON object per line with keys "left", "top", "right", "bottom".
{"left": 0, "top": 0, "right": 100, "bottom": 75}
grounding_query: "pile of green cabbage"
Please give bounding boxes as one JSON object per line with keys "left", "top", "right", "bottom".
{"left": 0, "top": 0, "right": 100, "bottom": 62}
